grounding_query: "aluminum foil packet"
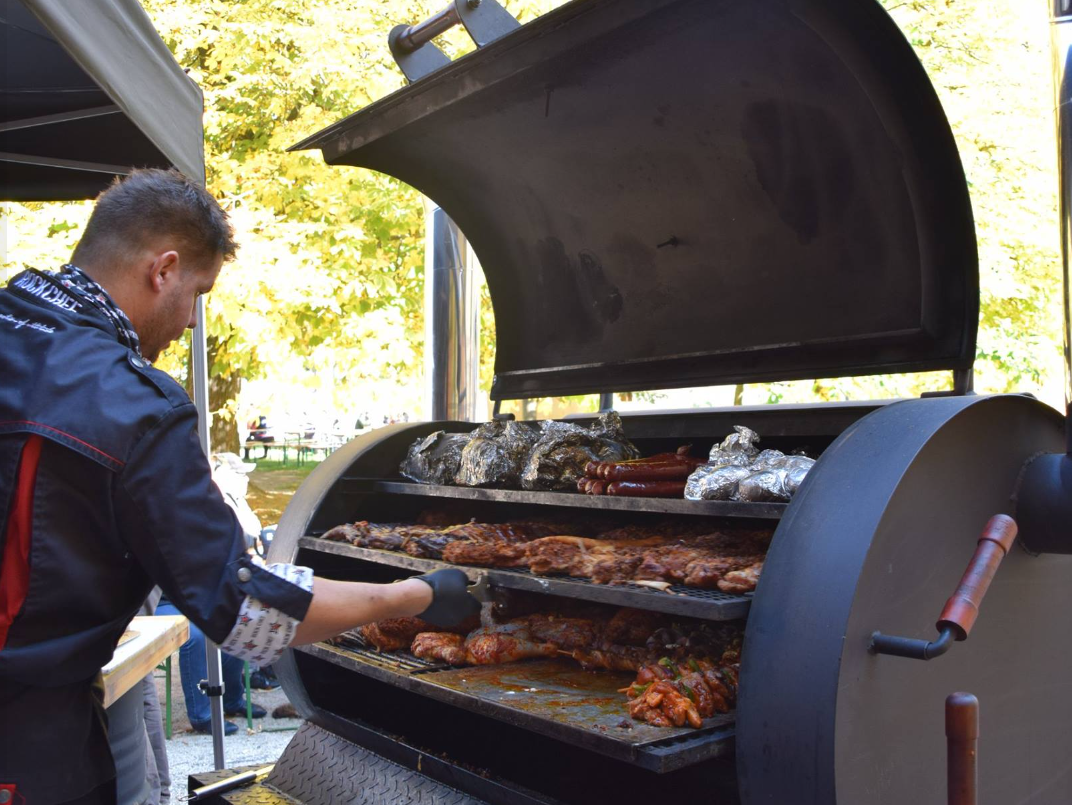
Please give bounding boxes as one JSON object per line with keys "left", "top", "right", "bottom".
{"left": 455, "top": 420, "right": 540, "bottom": 488}
{"left": 687, "top": 427, "right": 816, "bottom": 502}
{"left": 521, "top": 411, "right": 640, "bottom": 491}
{"left": 737, "top": 469, "right": 791, "bottom": 503}
{"left": 684, "top": 464, "right": 753, "bottom": 501}
{"left": 707, "top": 425, "right": 761, "bottom": 468}
{"left": 737, "top": 457, "right": 816, "bottom": 503}
{"left": 399, "top": 430, "right": 472, "bottom": 485}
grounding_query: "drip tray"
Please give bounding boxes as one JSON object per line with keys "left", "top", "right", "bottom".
{"left": 299, "top": 643, "right": 735, "bottom": 774}
{"left": 421, "top": 661, "right": 730, "bottom": 749}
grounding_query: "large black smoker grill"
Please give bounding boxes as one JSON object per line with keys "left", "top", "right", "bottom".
{"left": 241, "top": 0, "right": 1072, "bottom": 802}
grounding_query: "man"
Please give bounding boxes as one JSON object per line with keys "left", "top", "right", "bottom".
{"left": 0, "top": 169, "right": 478, "bottom": 804}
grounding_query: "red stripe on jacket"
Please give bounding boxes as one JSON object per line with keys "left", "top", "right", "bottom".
{"left": 0, "top": 434, "right": 44, "bottom": 651}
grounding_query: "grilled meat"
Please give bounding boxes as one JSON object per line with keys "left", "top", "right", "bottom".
{"left": 625, "top": 646, "right": 741, "bottom": 728}
{"left": 682, "top": 553, "right": 766, "bottom": 589}
{"left": 605, "top": 608, "right": 667, "bottom": 646}
{"left": 360, "top": 617, "right": 435, "bottom": 652}
{"left": 718, "top": 560, "right": 764, "bottom": 593}
{"left": 324, "top": 516, "right": 772, "bottom": 591}
{"left": 464, "top": 622, "right": 560, "bottom": 665}
{"left": 515, "top": 614, "right": 605, "bottom": 651}
{"left": 524, "top": 535, "right": 667, "bottom": 578}
{"left": 570, "top": 644, "right": 651, "bottom": 672}
{"left": 442, "top": 540, "right": 530, "bottom": 567}
{"left": 353, "top": 521, "right": 453, "bottom": 551}
{"left": 411, "top": 632, "right": 467, "bottom": 665}
{"left": 406, "top": 521, "right": 559, "bottom": 560}
{"left": 627, "top": 679, "right": 701, "bottom": 728}
{"left": 321, "top": 523, "right": 362, "bottom": 543}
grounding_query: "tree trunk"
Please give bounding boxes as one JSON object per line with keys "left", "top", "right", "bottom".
{"left": 733, "top": 384, "right": 745, "bottom": 406}
{"left": 210, "top": 366, "right": 242, "bottom": 454}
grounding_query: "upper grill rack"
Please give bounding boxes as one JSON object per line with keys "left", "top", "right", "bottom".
{"left": 331, "top": 479, "right": 789, "bottom": 520}
{"left": 298, "top": 537, "right": 752, "bottom": 621}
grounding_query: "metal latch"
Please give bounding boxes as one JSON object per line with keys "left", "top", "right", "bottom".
{"left": 389, "top": 0, "right": 520, "bottom": 83}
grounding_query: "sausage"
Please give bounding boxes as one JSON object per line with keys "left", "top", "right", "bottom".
{"left": 584, "top": 461, "right": 602, "bottom": 478}
{"left": 577, "top": 477, "right": 590, "bottom": 492}
{"left": 587, "top": 480, "right": 607, "bottom": 496}
{"left": 606, "top": 480, "right": 688, "bottom": 498}
{"left": 604, "top": 461, "right": 701, "bottom": 482}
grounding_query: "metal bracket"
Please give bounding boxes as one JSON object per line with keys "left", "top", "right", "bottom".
{"left": 921, "top": 366, "right": 975, "bottom": 398}
{"left": 455, "top": 0, "right": 520, "bottom": 47}
{"left": 491, "top": 398, "right": 515, "bottom": 421}
{"left": 198, "top": 680, "right": 225, "bottom": 697}
{"left": 389, "top": 0, "right": 520, "bottom": 83}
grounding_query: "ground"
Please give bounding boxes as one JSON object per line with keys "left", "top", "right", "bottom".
{"left": 246, "top": 459, "right": 319, "bottom": 525}
{"left": 161, "top": 456, "right": 320, "bottom": 795}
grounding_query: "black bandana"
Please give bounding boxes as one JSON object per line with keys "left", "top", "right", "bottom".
{"left": 48, "top": 264, "right": 142, "bottom": 356}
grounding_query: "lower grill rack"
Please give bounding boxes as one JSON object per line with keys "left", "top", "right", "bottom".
{"left": 297, "top": 641, "right": 735, "bottom": 774}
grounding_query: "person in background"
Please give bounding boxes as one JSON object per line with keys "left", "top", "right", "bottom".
{"left": 0, "top": 169, "right": 480, "bottom": 805}
{"left": 155, "top": 596, "right": 264, "bottom": 735}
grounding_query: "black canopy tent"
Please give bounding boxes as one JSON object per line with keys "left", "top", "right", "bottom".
{"left": 1, "top": 0, "right": 204, "bottom": 198}
{"left": 2, "top": 0, "right": 230, "bottom": 780}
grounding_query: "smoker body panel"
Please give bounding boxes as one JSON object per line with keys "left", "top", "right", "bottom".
{"left": 739, "top": 394, "right": 1071, "bottom": 804}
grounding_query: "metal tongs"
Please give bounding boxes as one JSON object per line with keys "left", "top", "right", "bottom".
{"left": 468, "top": 572, "right": 496, "bottom": 627}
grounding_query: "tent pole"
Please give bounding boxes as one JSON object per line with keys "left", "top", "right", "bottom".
{"left": 191, "top": 296, "right": 226, "bottom": 769}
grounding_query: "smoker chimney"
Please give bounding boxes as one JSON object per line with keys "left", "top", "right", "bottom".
{"left": 423, "top": 200, "right": 480, "bottom": 422}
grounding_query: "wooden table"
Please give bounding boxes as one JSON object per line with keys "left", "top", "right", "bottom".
{"left": 101, "top": 614, "right": 188, "bottom": 708}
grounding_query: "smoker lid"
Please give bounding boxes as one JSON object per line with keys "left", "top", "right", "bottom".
{"left": 292, "top": 0, "right": 978, "bottom": 400}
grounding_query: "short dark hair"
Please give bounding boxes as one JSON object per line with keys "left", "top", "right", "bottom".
{"left": 72, "top": 168, "right": 237, "bottom": 269}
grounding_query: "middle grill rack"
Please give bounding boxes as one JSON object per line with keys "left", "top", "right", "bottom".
{"left": 298, "top": 537, "right": 752, "bottom": 621}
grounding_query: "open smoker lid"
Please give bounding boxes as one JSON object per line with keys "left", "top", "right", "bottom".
{"left": 293, "top": 0, "right": 978, "bottom": 400}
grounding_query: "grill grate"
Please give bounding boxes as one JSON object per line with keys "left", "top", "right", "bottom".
{"left": 332, "top": 631, "right": 448, "bottom": 673}
{"left": 299, "top": 537, "right": 752, "bottom": 621}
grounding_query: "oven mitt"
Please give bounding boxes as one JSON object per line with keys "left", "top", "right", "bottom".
{"left": 413, "top": 568, "right": 481, "bottom": 627}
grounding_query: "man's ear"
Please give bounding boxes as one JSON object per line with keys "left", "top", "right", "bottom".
{"left": 148, "top": 251, "right": 181, "bottom": 293}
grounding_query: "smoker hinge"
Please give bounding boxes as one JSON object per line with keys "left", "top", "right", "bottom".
{"left": 389, "top": 0, "right": 521, "bottom": 83}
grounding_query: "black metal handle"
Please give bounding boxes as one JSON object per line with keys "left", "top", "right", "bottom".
{"left": 870, "top": 625, "right": 957, "bottom": 661}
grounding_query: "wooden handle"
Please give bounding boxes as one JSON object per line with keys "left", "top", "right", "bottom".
{"left": 946, "top": 692, "right": 979, "bottom": 805}
{"left": 937, "top": 514, "right": 1018, "bottom": 640}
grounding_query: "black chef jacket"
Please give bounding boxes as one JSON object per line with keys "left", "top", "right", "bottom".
{"left": 0, "top": 270, "right": 313, "bottom": 803}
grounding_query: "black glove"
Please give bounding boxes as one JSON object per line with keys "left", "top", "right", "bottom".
{"left": 413, "top": 568, "right": 481, "bottom": 627}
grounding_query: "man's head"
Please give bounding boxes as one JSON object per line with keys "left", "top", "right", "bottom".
{"left": 71, "top": 169, "right": 238, "bottom": 362}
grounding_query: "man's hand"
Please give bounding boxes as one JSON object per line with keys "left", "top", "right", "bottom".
{"left": 413, "top": 569, "right": 482, "bottom": 627}
{"left": 292, "top": 576, "right": 433, "bottom": 646}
